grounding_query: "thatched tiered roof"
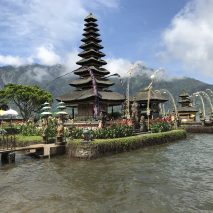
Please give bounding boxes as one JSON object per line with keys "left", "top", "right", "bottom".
{"left": 57, "top": 13, "right": 125, "bottom": 105}
{"left": 178, "top": 90, "right": 198, "bottom": 113}
{"left": 135, "top": 90, "right": 168, "bottom": 103}
{"left": 59, "top": 89, "right": 124, "bottom": 105}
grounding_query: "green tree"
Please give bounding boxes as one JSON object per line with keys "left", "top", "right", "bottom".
{"left": 0, "top": 84, "right": 52, "bottom": 121}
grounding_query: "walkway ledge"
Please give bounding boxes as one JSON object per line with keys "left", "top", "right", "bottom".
{"left": 66, "top": 129, "right": 187, "bottom": 160}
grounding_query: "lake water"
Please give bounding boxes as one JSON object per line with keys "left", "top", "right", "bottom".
{"left": 0, "top": 134, "right": 213, "bottom": 213}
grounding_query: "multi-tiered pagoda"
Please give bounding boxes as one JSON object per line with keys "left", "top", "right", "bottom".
{"left": 58, "top": 13, "right": 125, "bottom": 119}
{"left": 177, "top": 90, "right": 198, "bottom": 123}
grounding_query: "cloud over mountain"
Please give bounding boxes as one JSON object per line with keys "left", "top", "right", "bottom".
{"left": 0, "top": 0, "right": 119, "bottom": 66}
{"left": 162, "top": 0, "right": 213, "bottom": 78}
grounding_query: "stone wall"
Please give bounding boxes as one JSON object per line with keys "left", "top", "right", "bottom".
{"left": 66, "top": 130, "right": 187, "bottom": 160}
{"left": 67, "top": 142, "right": 97, "bottom": 159}
{"left": 185, "top": 126, "right": 213, "bottom": 133}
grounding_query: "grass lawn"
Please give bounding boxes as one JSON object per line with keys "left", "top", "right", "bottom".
{"left": 16, "top": 135, "right": 43, "bottom": 146}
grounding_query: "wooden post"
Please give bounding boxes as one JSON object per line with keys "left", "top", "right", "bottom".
{"left": 1, "top": 152, "right": 15, "bottom": 164}
{"left": 72, "top": 107, "right": 74, "bottom": 119}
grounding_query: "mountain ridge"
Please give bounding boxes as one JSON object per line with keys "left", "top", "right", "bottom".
{"left": 0, "top": 64, "right": 212, "bottom": 101}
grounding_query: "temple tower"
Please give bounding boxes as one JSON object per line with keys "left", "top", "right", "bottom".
{"left": 177, "top": 90, "right": 198, "bottom": 123}
{"left": 58, "top": 13, "right": 125, "bottom": 119}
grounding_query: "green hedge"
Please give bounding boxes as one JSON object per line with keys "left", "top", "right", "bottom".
{"left": 67, "top": 130, "right": 187, "bottom": 157}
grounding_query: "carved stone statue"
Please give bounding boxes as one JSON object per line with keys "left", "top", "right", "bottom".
{"left": 100, "top": 110, "right": 107, "bottom": 128}
{"left": 131, "top": 99, "right": 139, "bottom": 128}
{"left": 199, "top": 111, "right": 205, "bottom": 126}
{"left": 57, "top": 123, "right": 64, "bottom": 137}
{"left": 140, "top": 115, "right": 147, "bottom": 132}
{"left": 56, "top": 118, "right": 65, "bottom": 144}
{"left": 41, "top": 119, "right": 48, "bottom": 143}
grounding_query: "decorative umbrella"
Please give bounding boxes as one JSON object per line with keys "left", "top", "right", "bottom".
{"left": 42, "top": 106, "right": 51, "bottom": 110}
{"left": 56, "top": 102, "right": 68, "bottom": 121}
{"left": 41, "top": 111, "right": 52, "bottom": 116}
{"left": 4, "top": 109, "right": 18, "bottom": 126}
{"left": 43, "top": 102, "right": 50, "bottom": 106}
{"left": 56, "top": 111, "right": 68, "bottom": 115}
{"left": 57, "top": 101, "right": 66, "bottom": 110}
{"left": 0, "top": 110, "right": 5, "bottom": 116}
{"left": 0, "top": 110, "right": 5, "bottom": 128}
{"left": 4, "top": 109, "right": 18, "bottom": 116}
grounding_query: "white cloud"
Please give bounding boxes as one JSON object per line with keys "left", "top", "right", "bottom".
{"left": 105, "top": 58, "right": 147, "bottom": 77}
{"left": 36, "top": 45, "right": 61, "bottom": 65}
{"left": 0, "top": 0, "right": 87, "bottom": 49}
{"left": 0, "top": 45, "right": 62, "bottom": 66}
{"left": 25, "top": 67, "right": 50, "bottom": 82}
{"left": 105, "top": 58, "right": 134, "bottom": 76}
{"left": 64, "top": 51, "right": 80, "bottom": 72}
{"left": 0, "top": 0, "right": 120, "bottom": 59}
{"left": 91, "top": 0, "right": 120, "bottom": 8}
{"left": 0, "top": 55, "right": 27, "bottom": 66}
{"left": 0, "top": 0, "right": 120, "bottom": 66}
{"left": 162, "top": 0, "right": 213, "bottom": 78}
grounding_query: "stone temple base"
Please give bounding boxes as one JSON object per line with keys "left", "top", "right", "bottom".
{"left": 67, "top": 142, "right": 96, "bottom": 159}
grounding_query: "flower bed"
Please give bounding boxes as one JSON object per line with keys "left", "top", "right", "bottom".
{"left": 150, "top": 117, "right": 173, "bottom": 133}
{"left": 70, "top": 124, "right": 133, "bottom": 139}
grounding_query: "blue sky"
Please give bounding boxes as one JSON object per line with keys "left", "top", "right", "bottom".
{"left": 0, "top": 0, "right": 212, "bottom": 84}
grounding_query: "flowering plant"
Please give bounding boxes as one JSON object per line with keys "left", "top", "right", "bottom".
{"left": 150, "top": 117, "right": 172, "bottom": 133}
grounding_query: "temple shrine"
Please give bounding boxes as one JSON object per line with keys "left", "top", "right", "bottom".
{"left": 134, "top": 89, "right": 168, "bottom": 119}
{"left": 57, "top": 13, "right": 125, "bottom": 120}
{"left": 177, "top": 91, "right": 198, "bottom": 123}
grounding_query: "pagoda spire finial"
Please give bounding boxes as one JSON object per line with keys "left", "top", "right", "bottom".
{"left": 85, "top": 12, "right": 97, "bottom": 21}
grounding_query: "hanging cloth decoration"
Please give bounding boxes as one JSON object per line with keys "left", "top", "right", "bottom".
{"left": 87, "top": 66, "right": 100, "bottom": 119}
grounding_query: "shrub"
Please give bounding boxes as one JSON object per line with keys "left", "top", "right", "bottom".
{"left": 93, "top": 124, "right": 133, "bottom": 139}
{"left": 70, "top": 127, "right": 84, "bottom": 139}
{"left": 91, "top": 130, "right": 186, "bottom": 153}
{"left": 19, "top": 121, "right": 42, "bottom": 136}
{"left": 150, "top": 118, "right": 172, "bottom": 133}
{"left": 43, "top": 117, "right": 57, "bottom": 138}
{"left": 69, "top": 124, "right": 133, "bottom": 139}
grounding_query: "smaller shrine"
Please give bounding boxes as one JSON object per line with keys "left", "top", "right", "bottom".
{"left": 177, "top": 91, "right": 198, "bottom": 123}
{"left": 134, "top": 89, "right": 168, "bottom": 119}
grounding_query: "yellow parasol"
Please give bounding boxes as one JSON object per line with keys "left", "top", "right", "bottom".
{"left": 0, "top": 110, "right": 5, "bottom": 116}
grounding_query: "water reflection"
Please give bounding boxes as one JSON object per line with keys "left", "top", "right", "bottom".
{"left": 0, "top": 134, "right": 213, "bottom": 213}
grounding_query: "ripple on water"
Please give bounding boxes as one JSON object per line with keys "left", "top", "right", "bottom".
{"left": 0, "top": 134, "right": 213, "bottom": 213}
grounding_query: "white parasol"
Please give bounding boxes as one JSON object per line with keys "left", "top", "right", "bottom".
{"left": 4, "top": 109, "right": 18, "bottom": 116}
{"left": 4, "top": 109, "right": 18, "bottom": 126}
